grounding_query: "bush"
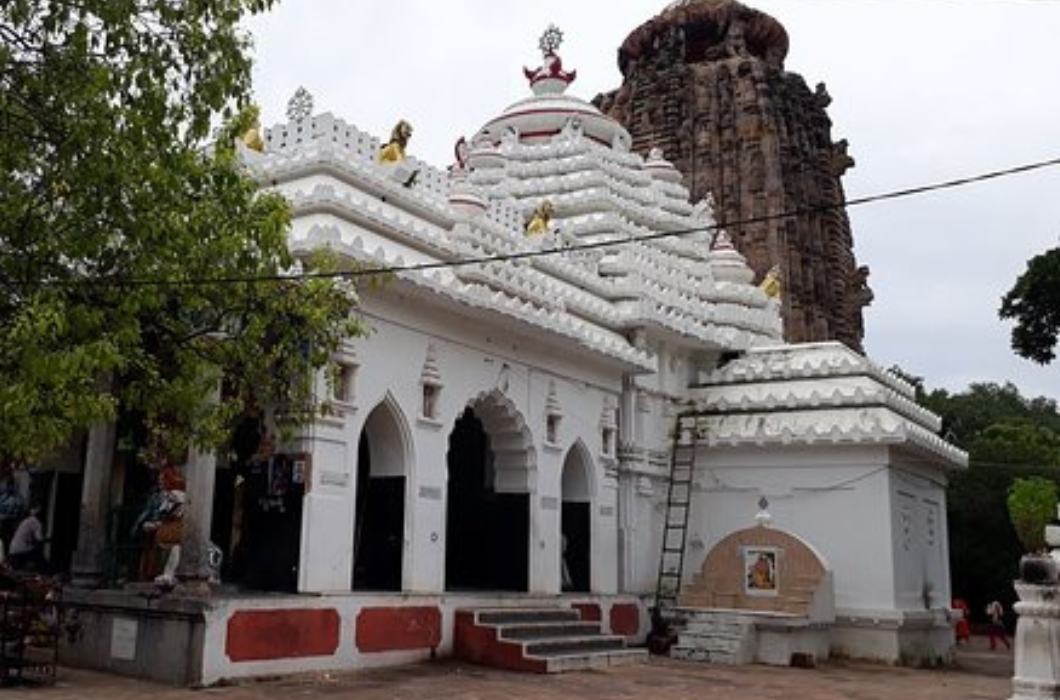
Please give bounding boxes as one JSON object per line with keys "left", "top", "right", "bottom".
{"left": 1007, "top": 476, "right": 1059, "bottom": 553}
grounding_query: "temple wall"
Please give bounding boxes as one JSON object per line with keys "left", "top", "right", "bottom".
{"left": 673, "top": 441, "right": 955, "bottom": 665}
{"left": 887, "top": 461, "right": 953, "bottom": 612}
{"left": 683, "top": 444, "right": 897, "bottom": 611}
{"left": 297, "top": 291, "right": 626, "bottom": 595}
{"left": 61, "top": 590, "right": 646, "bottom": 686}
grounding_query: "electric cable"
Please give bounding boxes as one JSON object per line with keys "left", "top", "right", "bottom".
{"left": 9, "top": 154, "right": 1060, "bottom": 290}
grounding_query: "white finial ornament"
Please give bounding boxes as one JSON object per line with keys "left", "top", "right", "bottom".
{"left": 286, "top": 86, "right": 314, "bottom": 122}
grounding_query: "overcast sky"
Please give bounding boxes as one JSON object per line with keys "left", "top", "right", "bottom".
{"left": 246, "top": 0, "right": 1060, "bottom": 401}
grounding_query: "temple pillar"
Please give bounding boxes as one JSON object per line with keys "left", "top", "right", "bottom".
{"left": 70, "top": 421, "right": 117, "bottom": 587}
{"left": 175, "top": 441, "right": 218, "bottom": 590}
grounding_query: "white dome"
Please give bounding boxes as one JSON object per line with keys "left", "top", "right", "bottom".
{"left": 477, "top": 93, "right": 630, "bottom": 151}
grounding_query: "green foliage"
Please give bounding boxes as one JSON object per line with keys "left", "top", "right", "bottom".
{"left": 921, "top": 381, "right": 1060, "bottom": 447}
{"left": 1007, "top": 476, "right": 1059, "bottom": 553}
{"left": 1000, "top": 246, "right": 1060, "bottom": 364}
{"left": 930, "top": 381, "right": 1060, "bottom": 616}
{"left": 0, "top": 1, "right": 364, "bottom": 467}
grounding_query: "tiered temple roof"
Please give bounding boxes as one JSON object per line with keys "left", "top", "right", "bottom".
{"left": 247, "top": 34, "right": 785, "bottom": 371}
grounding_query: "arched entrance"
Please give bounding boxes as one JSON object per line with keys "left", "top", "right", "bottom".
{"left": 353, "top": 398, "right": 407, "bottom": 591}
{"left": 446, "top": 392, "right": 534, "bottom": 591}
{"left": 561, "top": 441, "right": 593, "bottom": 592}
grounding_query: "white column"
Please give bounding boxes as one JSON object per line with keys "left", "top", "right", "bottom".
{"left": 176, "top": 442, "right": 218, "bottom": 587}
{"left": 595, "top": 468, "right": 620, "bottom": 594}
{"left": 406, "top": 425, "right": 448, "bottom": 593}
{"left": 70, "top": 421, "right": 117, "bottom": 587}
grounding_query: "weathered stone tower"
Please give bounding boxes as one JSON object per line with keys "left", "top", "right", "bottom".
{"left": 594, "top": 0, "right": 872, "bottom": 351}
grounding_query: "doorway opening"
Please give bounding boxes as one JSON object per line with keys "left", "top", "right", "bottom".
{"left": 561, "top": 441, "right": 593, "bottom": 592}
{"left": 445, "top": 395, "right": 532, "bottom": 592}
{"left": 353, "top": 399, "right": 407, "bottom": 591}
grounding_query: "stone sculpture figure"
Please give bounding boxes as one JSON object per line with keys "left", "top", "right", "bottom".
{"left": 525, "top": 200, "right": 555, "bottom": 236}
{"left": 239, "top": 122, "right": 264, "bottom": 153}
{"left": 133, "top": 461, "right": 186, "bottom": 589}
{"left": 759, "top": 264, "right": 782, "bottom": 299}
{"left": 379, "top": 120, "right": 413, "bottom": 163}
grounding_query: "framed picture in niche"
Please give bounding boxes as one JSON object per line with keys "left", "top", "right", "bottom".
{"left": 744, "top": 546, "right": 778, "bottom": 596}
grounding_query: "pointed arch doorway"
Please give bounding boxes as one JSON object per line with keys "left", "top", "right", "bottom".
{"left": 561, "top": 442, "right": 593, "bottom": 592}
{"left": 445, "top": 393, "right": 534, "bottom": 591}
{"left": 353, "top": 399, "right": 407, "bottom": 591}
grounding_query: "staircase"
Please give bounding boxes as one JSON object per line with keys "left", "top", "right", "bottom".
{"left": 669, "top": 609, "right": 757, "bottom": 665}
{"left": 454, "top": 607, "right": 647, "bottom": 673}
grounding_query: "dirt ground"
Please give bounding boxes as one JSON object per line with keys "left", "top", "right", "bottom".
{"left": 6, "top": 634, "right": 1014, "bottom": 700}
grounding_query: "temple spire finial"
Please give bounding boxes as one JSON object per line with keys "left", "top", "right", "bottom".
{"left": 539, "top": 24, "right": 564, "bottom": 57}
{"left": 523, "top": 25, "right": 577, "bottom": 95}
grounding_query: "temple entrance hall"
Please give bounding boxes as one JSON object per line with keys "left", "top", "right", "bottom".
{"left": 445, "top": 396, "right": 532, "bottom": 592}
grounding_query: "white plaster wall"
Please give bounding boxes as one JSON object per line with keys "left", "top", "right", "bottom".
{"left": 686, "top": 444, "right": 898, "bottom": 611}
{"left": 620, "top": 472, "right": 669, "bottom": 594}
{"left": 299, "top": 436, "right": 355, "bottom": 592}
{"left": 594, "top": 473, "right": 620, "bottom": 593}
{"left": 298, "top": 291, "right": 626, "bottom": 596}
{"left": 616, "top": 342, "right": 697, "bottom": 595}
{"left": 406, "top": 421, "right": 449, "bottom": 593}
{"left": 888, "top": 456, "right": 953, "bottom": 612}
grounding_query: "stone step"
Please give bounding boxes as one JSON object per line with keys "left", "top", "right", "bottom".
{"left": 678, "top": 628, "right": 753, "bottom": 642}
{"left": 676, "top": 636, "right": 744, "bottom": 654}
{"left": 475, "top": 608, "right": 581, "bottom": 625}
{"left": 533, "top": 648, "right": 649, "bottom": 673}
{"left": 683, "top": 620, "right": 754, "bottom": 636}
{"left": 524, "top": 635, "right": 628, "bottom": 657}
{"left": 671, "top": 644, "right": 740, "bottom": 665}
{"left": 455, "top": 605, "right": 646, "bottom": 674}
{"left": 499, "top": 621, "right": 603, "bottom": 640}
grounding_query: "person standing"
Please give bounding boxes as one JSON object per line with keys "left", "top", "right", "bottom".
{"left": 9, "top": 505, "right": 46, "bottom": 572}
{"left": 0, "top": 478, "right": 24, "bottom": 549}
{"left": 987, "top": 599, "right": 1011, "bottom": 651}
{"left": 952, "top": 598, "right": 971, "bottom": 644}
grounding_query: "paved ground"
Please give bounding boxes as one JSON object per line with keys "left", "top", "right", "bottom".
{"left": 5, "top": 635, "right": 1014, "bottom": 700}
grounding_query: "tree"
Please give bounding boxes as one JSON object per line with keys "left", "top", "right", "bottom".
{"left": 920, "top": 381, "right": 1060, "bottom": 446}
{"left": 0, "top": 1, "right": 363, "bottom": 470}
{"left": 927, "top": 381, "right": 1060, "bottom": 617}
{"left": 1000, "top": 246, "right": 1060, "bottom": 364}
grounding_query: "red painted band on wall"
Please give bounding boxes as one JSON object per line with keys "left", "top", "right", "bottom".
{"left": 610, "top": 603, "right": 641, "bottom": 637}
{"left": 356, "top": 606, "right": 442, "bottom": 653}
{"left": 573, "top": 602, "right": 602, "bottom": 622}
{"left": 226, "top": 608, "right": 341, "bottom": 662}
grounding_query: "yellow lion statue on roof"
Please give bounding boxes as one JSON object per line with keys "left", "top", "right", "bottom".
{"left": 525, "top": 200, "right": 555, "bottom": 236}
{"left": 759, "top": 264, "right": 782, "bottom": 299}
{"left": 379, "top": 120, "right": 413, "bottom": 163}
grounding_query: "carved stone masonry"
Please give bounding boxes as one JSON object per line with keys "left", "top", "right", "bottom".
{"left": 594, "top": 0, "right": 872, "bottom": 352}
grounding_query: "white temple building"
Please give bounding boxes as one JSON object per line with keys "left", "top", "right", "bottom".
{"left": 61, "top": 31, "right": 966, "bottom": 685}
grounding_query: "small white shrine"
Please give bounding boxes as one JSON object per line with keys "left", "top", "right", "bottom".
{"left": 61, "top": 28, "right": 966, "bottom": 685}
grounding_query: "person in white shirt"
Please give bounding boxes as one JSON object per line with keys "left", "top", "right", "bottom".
{"left": 9, "top": 505, "right": 45, "bottom": 571}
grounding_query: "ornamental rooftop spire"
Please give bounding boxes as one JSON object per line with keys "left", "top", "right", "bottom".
{"left": 523, "top": 25, "right": 577, "bottom": 96}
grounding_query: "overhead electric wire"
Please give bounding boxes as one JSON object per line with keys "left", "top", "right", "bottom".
{"left": 14, "top": 154, "right": 1060, "bottom": 290}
